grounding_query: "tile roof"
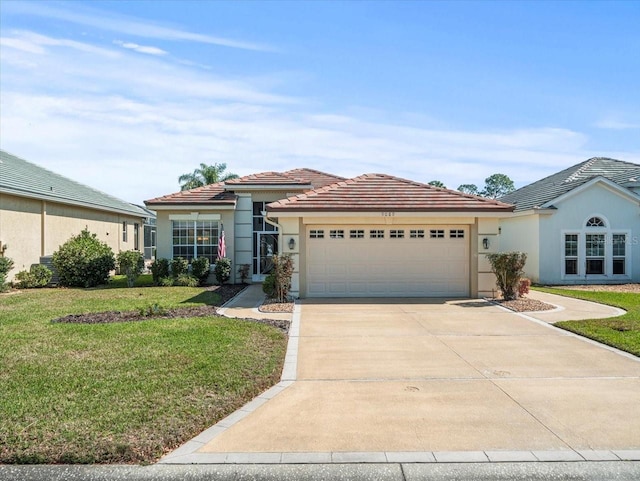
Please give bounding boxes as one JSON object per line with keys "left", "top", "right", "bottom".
{"left": 500, "top": 157, "right": 640, "bottom": 212}
{"left": 0, "top": 150, "right": 148, "bottom": 217}
{"left": 145, "top": 182, "right": 237, "bottom": 206}
{"left": 282, "top": 168, "right": 346, "bottom": 189}
{"left": 224, "top": 171, "right": 311, "bottom": 186}
{"left": 267, "top": 173, "right": 514, "bottom": 213}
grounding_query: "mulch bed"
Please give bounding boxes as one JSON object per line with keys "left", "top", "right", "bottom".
{"left": 259, "top": 298, "right": 295, "bottom": 313}
{"left": 490, "top": 297, "right": 556, "bottom": 313}
{"left": 52, "top": 284, "right": 248, "bottom": 325}
{"left": 553, "top": 284, "right": 640, "bottom": 293}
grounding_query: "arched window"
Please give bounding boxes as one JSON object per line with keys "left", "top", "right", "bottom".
{"left": 586, "top": 217, "right": 605, "bottom": 227}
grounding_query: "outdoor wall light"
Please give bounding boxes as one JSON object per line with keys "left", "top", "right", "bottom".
{"left": 482, "top": 237, "right": 490, "bottom": 250}
{"left": 288, "top": 238, "right": 296, "bottom": 250}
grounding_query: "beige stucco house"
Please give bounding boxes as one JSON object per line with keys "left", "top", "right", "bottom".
{"left": 146, "top": 169, "right": 513, "bottom": 298}
{"left": 0, "top": 150, "right": 150, "bottom": 282}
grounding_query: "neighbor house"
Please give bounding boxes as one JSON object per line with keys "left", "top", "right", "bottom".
{"left": 145, "top": 169, "right": 514, "bottom": 298}
{"left": 0, "top": 150, "right": 152, "bottom": 281}
{"left": 499, "top": 157, "right": 640, "bottom": 284}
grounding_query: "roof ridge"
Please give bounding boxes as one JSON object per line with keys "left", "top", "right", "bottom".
{"left": 284, "top": 167, "right": 346, "bottom": 180}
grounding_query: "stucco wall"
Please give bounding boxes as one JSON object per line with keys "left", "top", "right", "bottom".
{"left": 0, "top": 193, "right": 142, "bottom": 281}
{"left": 538, "top": 184, "right": 639, "bottom": 284}
{"left": 0, "top": 194, "right": 42, "bottom": 279}
{"left": 498, "top": 214, "right": 541, "bottom": 282}
{"left": 476, "top": 217, "right": 500, "bottom": 298}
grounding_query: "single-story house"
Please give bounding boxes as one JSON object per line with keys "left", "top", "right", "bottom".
{"left": 499, "top": 157, "right": 640, "bottom": 284}
{"left": 145, "top": 169, "right": 514, "bottom": 298}
{"left": 0, "top": 150, "right": 152, "bottom": 281}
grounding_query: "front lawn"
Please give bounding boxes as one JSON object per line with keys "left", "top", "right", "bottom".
{"left": 534, "top": 287, "right": 640, "bottom": 356}
{"left": 0, "top": 285, "right": 287, "bottom": 464}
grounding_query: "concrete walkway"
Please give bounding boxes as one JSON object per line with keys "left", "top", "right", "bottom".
{"left": 217, "top": 283, "right": 292, "bottom": 322}
{"left": 161, "top": 293, "right": 640, "bottom": 465}
{"left": 526, "top": 289, "right": 626, "bottom": 323}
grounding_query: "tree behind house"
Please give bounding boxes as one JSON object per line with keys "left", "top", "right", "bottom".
{"left": 178, "top": 163, "right": 238, "bottom": 191}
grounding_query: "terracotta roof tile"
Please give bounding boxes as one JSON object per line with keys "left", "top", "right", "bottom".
{"left": 224, "top": 171, "right": 310, "bottom": 186}
{"left": 267, "top": 173, "right": 514, "bottom": 212}
{"left": 145, "top": 182, "right": 237, "bottom": 206}
{"left": 282, "top": 168, "right": 346, "bottom": 189}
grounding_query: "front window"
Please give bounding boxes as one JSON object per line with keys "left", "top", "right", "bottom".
{"left": 122, "top": 221, "right": 128, "bottom": 242}
{"left": 172, "top": 220, "right": 218, "bottom": 263}
{"left": 564, "top": 234, "right": 578, "bottom": 275}
{"left": 585, "top": 234, "right": 605, "bottom": 275}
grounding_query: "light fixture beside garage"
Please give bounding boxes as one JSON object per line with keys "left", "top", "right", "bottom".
{"left": 482, "top": 237, "right": 490, "bottom": 250}
{"left": 288, "top": 237, "right": 296, "bottom": 250}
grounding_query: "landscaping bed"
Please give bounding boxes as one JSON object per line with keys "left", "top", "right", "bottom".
{"left": 491, "top": 297, "right": 555, "bottom": 312}
{"left": 259, "top": 297, "right": 295, "bottom": 313}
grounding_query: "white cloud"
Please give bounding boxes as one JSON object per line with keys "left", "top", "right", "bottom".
{"left": 4, "top": 2, "right": 274, "bottom": 52}
{"left": 114, "top": 40, "right": 167, "bottom": 56}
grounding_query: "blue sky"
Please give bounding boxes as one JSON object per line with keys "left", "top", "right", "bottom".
{"left": 1, "top": 0, "right": 639, "bottom": 204}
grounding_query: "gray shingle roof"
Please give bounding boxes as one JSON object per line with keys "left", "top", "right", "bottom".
{"left": 0, "top": 150, "right": 148, "bottom": 217}
{"left": 499, "top": 157, "right": 640, "bottom": 212}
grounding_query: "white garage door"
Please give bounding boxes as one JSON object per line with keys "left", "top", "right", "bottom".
{"left": 306, "top": 225, "right": 469, "bottom": 297}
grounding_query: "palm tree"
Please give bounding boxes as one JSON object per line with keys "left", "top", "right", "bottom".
{"left": 178, "top": 163, "right": 239, "bottom": 191}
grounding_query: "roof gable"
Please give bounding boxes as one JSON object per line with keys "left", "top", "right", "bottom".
{"left": 268, "top": 173, "right": 514, "bottom": 213}
{"left": 0, "top": 150, "right": 147, "bottom": 217}
{"left": 500, "top": 157, "right": 640, "bottom": 212}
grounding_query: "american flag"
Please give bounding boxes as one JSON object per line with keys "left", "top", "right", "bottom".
{"left": 217, "top": 229, "right": 226, "bottom": 260}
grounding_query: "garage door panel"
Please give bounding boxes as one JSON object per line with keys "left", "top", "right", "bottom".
{"left": 307, "top": 225, "right": 469, "bottom": 297}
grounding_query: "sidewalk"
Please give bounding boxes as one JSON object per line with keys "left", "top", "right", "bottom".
{"left": 217, "top": 284, "right": 291, "bottom": 322}
{"left": 526, "top": 289, "right": 626, "bottom": 323}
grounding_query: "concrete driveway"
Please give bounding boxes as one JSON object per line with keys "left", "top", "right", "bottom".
{"left": 170, "top": 297, "right": 640, "bottom": 463}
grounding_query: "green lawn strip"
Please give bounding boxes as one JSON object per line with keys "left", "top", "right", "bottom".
{"left": 106, "top": 274, "right": 155, "bottom": 288}
{"left": 0, "top": 286, "right": 287, "bottom": 464}
{"left": 534, "top": 287, "right": 640, "bottom": 356}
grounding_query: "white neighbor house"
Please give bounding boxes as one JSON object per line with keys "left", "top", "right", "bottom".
{"left": 499, "top": 158, "right": 640, "bottom": 285}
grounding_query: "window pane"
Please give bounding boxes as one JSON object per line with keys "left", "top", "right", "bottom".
{"left": 564, "top": 234, "right": 578, "bottom": 257}
{"left": 565, "top": 259, "right": 578, "bottom": 275}
{"left": 410, "top": 230, "right": 425, "bottom": 238}
{"left": 253, "top": 202, "right": 265, "bottom": 216}
{"left": 330, "top": 230, "right": 344, "bottom": 239}
{"left": 586, "top": 259, "right": 604, "bottom": 275}
{"left": 613, "top": 234, "right": 626, "bottom": 257}
{"left": 370, "top": 230, "right": 384, "bottom": 239}
{"left": 586, "top": 234, "right": 605, "bottom": 257}
{"left": 613, "top": 259, "right": 625, "bottom": 275}
{"left": 390, "top": 230, "right": 404, "bottom": 238}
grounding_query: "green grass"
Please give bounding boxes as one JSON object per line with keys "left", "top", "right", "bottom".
{"left": 534, "top": 287, "right": 640, "bottom": 356}
{"left": 0, "top": 284, "right": 287, "bottom": 464}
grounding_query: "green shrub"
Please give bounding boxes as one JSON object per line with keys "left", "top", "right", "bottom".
{"left": 486, "top": 252, "right": 528, "bottom": 301}
{"left": 138, "top": 303, "right": 166, "bottom": 317}
{"left": 170, "top": 257, "right": 189, "bottom": 278}
{"left": 14, "top": 264, "right": 52, "bottom": 288}
{"left": 150, "top": 258, "right": 169, "bottom": 285}
{"left": 174, "top": 274, "right": 199, "bottom": 287}
{"left": 262, "top": 273, "right": 276, "bottom": 297}
{"left": 272, "top": 254, "right": 294, "bottom": 302}
{"left": 0, "top": 256, "right": 15, "bottom": 292}
{"left": 159, "top": 276, "right": 174, "bottom": 287}
{"left": 191, "top": 257, "right": 210, "bottom": 285}
{"left": 52, "top": 230, "right": 115, "bottom": 287}
{"left": 214, "top": 258, "right": 231, "bottom": 285}
{"left": 117, "top": 250, "right": 144, "bottom": 288}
